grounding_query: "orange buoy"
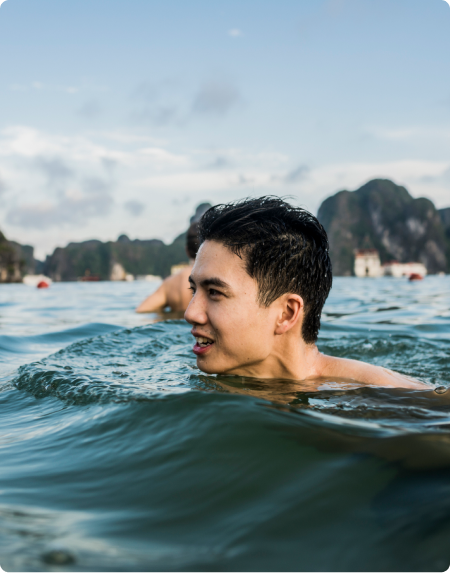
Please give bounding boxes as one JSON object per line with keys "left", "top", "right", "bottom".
{"left": 37, "top": 280, "right": 50, "bottom": 288}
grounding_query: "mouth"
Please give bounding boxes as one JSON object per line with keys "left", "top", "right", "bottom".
{"left": 192, "top": 334, "right": 215, "bottom": 356}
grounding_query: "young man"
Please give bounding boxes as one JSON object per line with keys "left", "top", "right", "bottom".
{"left": 136, "top": 222, "right": 199, "bottom": 313}
{"left": 184, "top": 197, "right": 427, "bottom": 389}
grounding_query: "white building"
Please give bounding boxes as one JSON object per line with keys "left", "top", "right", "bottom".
{"left": 110, "top": 262, "right": 126, "bottom": 281}
{"left": 354, "top": 249, "right": 381, "bottom": 277}
{"left": 23, "top": 274, "right": 53, "bottom": 286}
{"left": 382, "top": 261, "right": 427, "bottom": 278}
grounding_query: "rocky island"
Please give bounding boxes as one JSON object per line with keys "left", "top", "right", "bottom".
{"left": 0, "top": 231, "right": 43, "bottom": 282}
{"left": 1, "top": 185, "right": 449, "bottom": 282}
{"left": 317, "top": 179, "right": 449, "bottom": 276}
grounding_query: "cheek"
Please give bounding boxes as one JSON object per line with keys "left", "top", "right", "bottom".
{"left": 214, "top": 301, "right": 273, "bottom": 354}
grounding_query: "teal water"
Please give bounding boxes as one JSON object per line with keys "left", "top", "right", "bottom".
{"left": 0, "top": 277, "right": 449, "bottom": 572}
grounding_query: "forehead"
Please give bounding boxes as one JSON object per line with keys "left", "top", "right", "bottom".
{"left": 192, "top": 240, "right": 253, "bottom": 287}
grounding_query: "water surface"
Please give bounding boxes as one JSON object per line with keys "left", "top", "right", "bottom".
{"left": 1, "top": 277, "right": 449, "bottom": 571}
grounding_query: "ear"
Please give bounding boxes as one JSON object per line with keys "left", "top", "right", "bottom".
{"left": 274, "top": 294, "right": 304, "bottom": 335}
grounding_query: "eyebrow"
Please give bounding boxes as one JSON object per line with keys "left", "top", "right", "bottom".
{"left": 188, "top": 276, "right": 231, "bottom": 290}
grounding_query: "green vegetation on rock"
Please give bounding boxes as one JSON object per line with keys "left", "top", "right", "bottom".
{"left": 0, "top": 232, "right": 24, "bottom": 282}
{"left": 43, "top": 234, "right": 188, "bottom": 281}
{"left": 317, "top": 179, "right": 450, "bottom": 276}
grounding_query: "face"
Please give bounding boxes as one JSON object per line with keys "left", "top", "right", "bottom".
{"left": 184, "top": 240, "right": 281, "bottom": 376}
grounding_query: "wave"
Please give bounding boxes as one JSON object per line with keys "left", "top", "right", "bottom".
{"left": 2, "top": 319, "right": 449, "bottom": 571}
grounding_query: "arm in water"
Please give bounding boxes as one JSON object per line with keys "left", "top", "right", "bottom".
{"left": 136, "top": 281, "right": 167, "bottom": 313}
{"left": 136, "top": 267, "right": 194, "bottom": 313}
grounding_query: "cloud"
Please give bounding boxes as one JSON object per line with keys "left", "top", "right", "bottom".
{"left": 130, "top": 80, "right": 180, "bottom": 126}
{"left": 205, "top": 156, "right": 231, "bottom": 170}
{"left": 283, "top": 164, "right": 309, "bottom": 184}
{"left": 132, "top": 81, "right": 159, "bottom": 102}
{"left": 192, "top": 81, "right": 241, "bottom": 116}
{"left": 228, "top": 28, "right": 243, "bottom": 37}
{"left": 1, "top": 124, "right": 449, "bottom": 256}
{"left": 124, "top": 200, "right": 146, "bottom": 217}
{"left": 0, "top": 1, "right": 8, "bottom": 7}
{"left": 271, "top": 164, "right": 309, "bottom": 185}
{"left": 35, "top": 156, "right": 73, "bottom": 187}
{"left": 417, "top": 166, "right": 450, "bottom": 185}
{"left": 130, "top": 104, "right": 179, "bottom": 127}
{"left": 236, "top": 174, "right": 254, "bottom": 185}
{"left": 0, "top": 172, "right": 7, "bottom": 195}
{"left": 365, "top": 125, "right": 449, "bottom": 141}
{"left": 9, "top": 82, "right": 79, "bottom": 94}
{"left": 77, "top": 100, "right": 103, "bottom": 119}
{"left": 130, "top": 79, "right": 241, "bottom": 125}
{"left": 137, "top": 147, "right": 188, "bottom": 167}
{"left": 8, "top": 179, "right": 113, "bottom": 229}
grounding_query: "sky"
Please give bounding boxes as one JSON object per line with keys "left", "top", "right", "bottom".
{"left": 0, "top": 0, "right": 449, "bottom": 259}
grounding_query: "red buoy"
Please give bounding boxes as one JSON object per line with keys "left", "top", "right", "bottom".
{"left": 408, "top": 273, "right": 423, "bottom": 281}
{"left": 37, "top": 280, "right": 50, "bottom": 288}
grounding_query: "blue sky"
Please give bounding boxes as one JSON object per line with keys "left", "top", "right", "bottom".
{"left": 0, "top": 0, "right": 449, "bottom": 258}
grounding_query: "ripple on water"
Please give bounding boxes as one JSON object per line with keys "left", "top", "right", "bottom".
{"left": 12, "top": 320, "right": 449, "bottom": 432}
{"left": 3, "top": 276, "right": 450, "bottom": 572}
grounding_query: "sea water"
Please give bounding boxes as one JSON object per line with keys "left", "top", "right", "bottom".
{"left": 0, "top": 277, "right": 449, "bottom": 572}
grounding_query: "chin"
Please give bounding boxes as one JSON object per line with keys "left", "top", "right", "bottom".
{"left": 196, "top": 357, "right": 232, "bottom": 375}
{"left": 197, "top": 359, "right": 219, "bottom": 374}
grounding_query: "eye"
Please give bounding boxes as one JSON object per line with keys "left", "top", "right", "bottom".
{"left": 209, "top": 288, "right": 222, "bottom": 297}
{"left": 188, "top": 285, "right": 196, "bottom": 294}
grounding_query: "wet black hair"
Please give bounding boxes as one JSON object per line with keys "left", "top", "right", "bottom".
{"left": 198, "top": 196, "right": 333, "bottom": 344}
{"left": 186, "top": 222, "right": 200, "bottom": 259}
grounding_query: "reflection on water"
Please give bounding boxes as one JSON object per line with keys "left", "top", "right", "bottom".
{"left": 0, "top": 277, "right": 449, "bottom": 571}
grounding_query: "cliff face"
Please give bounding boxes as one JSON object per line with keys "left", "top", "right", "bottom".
{"left": 43, "top": 235, "right": 187, "bottom": 281}
{"left": 317, "top": 179, "right": 450, "bottom": 276}
{"left": 438, "top": 207, "right": 450, "bottom": 237}
{"left": 43, "top": 203, "right": 212, "bottom": 281}
{"left": 0, "top": 232, "right": 21, "bottom": 282}
{"left": 9, "top": 242, "right": 43, "bottom": 275}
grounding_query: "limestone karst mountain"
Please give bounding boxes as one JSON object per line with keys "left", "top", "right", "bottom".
{"left": 317, "top": 179, "right": 449, "bottom": 276}
{"left": 0, "top": 231, "right": 22, "bottom": 282}
{"left": 42, "top": 203, "right": 212, "bottom": 281}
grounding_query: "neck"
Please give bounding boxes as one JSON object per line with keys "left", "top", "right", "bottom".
{"left": 234, "top": 332, "right": 322, "bottom": 381}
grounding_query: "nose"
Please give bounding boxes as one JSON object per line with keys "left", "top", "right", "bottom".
{"left": 184, "top": 291, "right": 208, "bottom": 326}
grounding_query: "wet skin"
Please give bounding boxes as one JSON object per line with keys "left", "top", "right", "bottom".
{"left": 184, "top": 240, "right": 428, "bottom": 389}
{"left": 136, "top": 263, "right": 194, "bottom": 313}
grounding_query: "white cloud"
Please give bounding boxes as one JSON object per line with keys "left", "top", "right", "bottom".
{"left": 137, "top": 147, "right": 189, "bottom": 167}
{"left": 77, "top": 100, "right": 103, "bottom": 119}
{"left": 192, "top": 81, "right": 241, "bottom": 115}
{"left": 9, "top": 81, "right": 80, "bottom": 94}
{"left": 0, "top": 125, "right": 448, "bottom": 258}
{"left": 303, "top": 159, "right": 450, "bottom": 211}
{"left": 124, "top": 200, "right": 146, "bottom": 217}
{"left": 0, "top": 172, "right": 6, "bottom": 195}
{"left": 8, "top": 182, "right": 114, "bottom": 229}
{"left": 365, "top": 125, "right": 449, "bottom": 141}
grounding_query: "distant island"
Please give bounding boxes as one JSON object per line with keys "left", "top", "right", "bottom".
{"left": 0, "top": 180, "right": 449, "bottom": 282}
{"left": 317, "top": 178, "right": 449, "bottom": 276}
{"left": 0, "top": 202, "right": 212, "bottom": 283}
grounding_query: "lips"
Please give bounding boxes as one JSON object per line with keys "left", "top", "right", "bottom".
{"left": 192, "top": 333, "right": 215, "bottom": 356}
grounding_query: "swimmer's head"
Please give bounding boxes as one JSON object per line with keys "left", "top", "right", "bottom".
{"left": 186, "top": 222, "right": 200, "bottom": 260}
{"left": 185, "top": 197, "right": 332, "bottom": 376}
{"left": 196, "top": 196, "right": 332, "bottom": 344}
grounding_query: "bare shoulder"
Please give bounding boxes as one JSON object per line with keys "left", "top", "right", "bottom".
{"left": 319, "top": 354, "right": 428, "bottom": 389}
{"left": 164, "top": 266, "right": 193, "bottom": 311}
{"left": 165, "top": 266, "right": 191, "bottom": 287}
